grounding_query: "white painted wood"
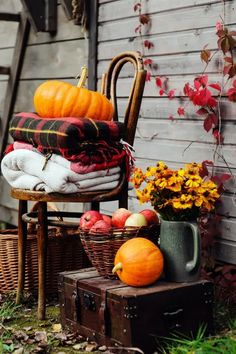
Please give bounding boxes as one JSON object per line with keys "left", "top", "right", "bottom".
{"left": 0, "top": 22, "right": 18, "bottom": 48}
{"left": 0, "top": 0, "right": 22, "bottom": 13}
{"left": 99, "top": 0, "right": 220, "bottom": 22}
{"left": 28, "top": 5, "right": 86, "bottom": 45}
{"left": 98, "top": 51, "right": 221, "bottom": 77}
{"left": 98, "top": 2, "right": 236, "bottom": 42}
{"left": 97, "top": 0, "right": 236, "bottom": 264}
{"left": 134, "top": 139, "right": 236, "bottom": 169}
{"left": 136, "top": 119, "right": 236, "bottom": 145}
{"left": 98, "top": 25, "right": 236, "bottom": 60}
{"left": 20, "top": 40, "right": 88, "bottom": 79}
{"left": 214, "top": 239, "right": 236, "bottom": 264}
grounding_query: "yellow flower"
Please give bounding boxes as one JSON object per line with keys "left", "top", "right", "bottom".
{"left": 130, "top": 161, "right": 221, "bottom": 220}
{"left": 172, "top": 194, "right": 194, "bottom": 209}
{"left": 168, "top": 175, "right": 183, "bottom": 189}
{"left": 156, "top": 161, "right": 167, "bottom": 171}
{"left": 146, "top": 166, "right": 158, "bottom": 177}
{"left": 185, "top": 175, "right": 202, "bottom": 188}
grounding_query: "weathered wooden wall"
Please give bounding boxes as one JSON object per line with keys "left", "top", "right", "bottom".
{"left": 0, "top": 0, "right": 88, "bottom": 225}
{"left": 98, "top": 0, "right": 236, "bottom": 264}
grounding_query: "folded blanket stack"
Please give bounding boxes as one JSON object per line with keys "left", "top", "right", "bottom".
{"left": 1, "top": 113, "right": 134, "bottom": 194}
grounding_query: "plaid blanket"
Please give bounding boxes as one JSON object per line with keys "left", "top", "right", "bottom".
{"left": 9, "top": 113, "right": 125, "bottom": 150}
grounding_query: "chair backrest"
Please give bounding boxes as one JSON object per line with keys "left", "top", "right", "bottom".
{"left": 101, "top": 51, "right": 147, "bottom": 146}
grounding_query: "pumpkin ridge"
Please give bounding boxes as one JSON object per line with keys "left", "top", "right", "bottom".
{"left": 60, "top": 85, "right": 76, "bottom": 117}
{"left": 53, "top": 82, "right": 70, "bottom": 117}
{"left": 73, "top": 88, "right": 92, "bottom": 117}
{"left": 85, "top": 91, "right": 101, "bottom": 120}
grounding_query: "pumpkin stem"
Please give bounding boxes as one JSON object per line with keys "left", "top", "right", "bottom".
{"left": 76, "top": 66, "right": 88, "bottom": 88}
{"left": 112, "top": 262, "right": 123, "bottom": 274}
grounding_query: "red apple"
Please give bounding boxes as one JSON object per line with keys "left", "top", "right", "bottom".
{"left": 79, "top": 210, "right": 103, "bottom": 230}
{"left": 111, "top": 208, "right": 132, "bottom": 228}
{"left": 89, "top": 220, "right": 111, "bottom": 234}
{"left": 101, "top": 214, "right": 112, "bottom": 226}
{"left": 124, "top": 213, "right": 148, "bottom": 227}
{"left": 139, "top": 209, "right": 159, "bottom": 225}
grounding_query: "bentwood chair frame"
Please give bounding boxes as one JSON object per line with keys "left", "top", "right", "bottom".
{"left": 10, "top": 51, "right": 146, "bottom": 319}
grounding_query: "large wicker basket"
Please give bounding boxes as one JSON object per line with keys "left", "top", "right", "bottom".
{"left": 79, "top": 224, "right": 160, "bottom": 279}
{"left": 0, "top": 227, "right": 90, "bottom": 295}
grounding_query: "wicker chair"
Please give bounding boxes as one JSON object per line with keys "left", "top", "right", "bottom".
{"left": 10, "top": 51, "right": 146, "bottom": 319}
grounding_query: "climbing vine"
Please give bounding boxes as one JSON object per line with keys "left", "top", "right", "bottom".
{"left": 133, "top": 0, "right": 236, "bottom": 302}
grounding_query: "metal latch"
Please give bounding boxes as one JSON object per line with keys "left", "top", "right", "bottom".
{"left": 83, "top": 291, "right": 96, "bottom": 311}
{"left": 124, "top": 305, "right": 138, "bottom": 319}
{"left": 163, "top": 308, "right": 184, "bottom": 331}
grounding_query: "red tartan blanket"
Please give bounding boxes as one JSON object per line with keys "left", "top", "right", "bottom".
{"left": 9, "top": 113, "right": 125, "bottom": 151}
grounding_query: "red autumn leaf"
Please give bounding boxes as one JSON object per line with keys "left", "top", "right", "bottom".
{"left": 218, "top": 37, "right": 230, "bottom": 54}
{"left": 194, "top": 79, "right": 201, "bottom": 90}
{"left": 199, "top": 75, "right": 208, "bottom": 87}
{"left": 209, "top": 83, "right": 221, "bottom": 91}
{"left": 144, "top": 40, "right": 154, "bottom": 49}
{"left": 196, "top": 108, "right": 209, "bottom": 116}
{"left": 219, "top": 173, "right": 232, "bottom": 183}
{"left": 159, "top": 89, "right": 164, "bottom": 96}
{"left": 213, "top": 129, "right": 224, "bottom": 144}
{"left": 223, "top": 63, "right": 233, "bottom": 76}
{"left": 135, "top": 24, "right": 141, "bottom": 34}
{"left": 177, "top": 107, "right": 185, "bottom": 116}
{"left": 201, "top": 160, "right": 214, "bottom": 177}
{"left": 224, "top": 56, "right": 233, "bottom": 63}
{"left": 209, "top": 113, "right": 218, "bottom": 125}
{"left": 145, "top": 71, "right": 151, "bottom": 81}
{"left": 139, "top": 14, "right": 150, "bottom": 25}
{"left": 216, "top": 21, "right": 223, "bottom": 32}
{"left": 133, "top": 3, "right": 141, "bottom": 12}
{"left": 207, "top": 96, "right": 217, "bottom": 108}
{"left": 203, "top": 115, "right": 213, "bottom": 132}
{"left": 168, "top": 89, "right": 175, "bottom": 100}
{"left": 168, "top": 115, "right": 174, "bottom": 120}
{"left": 227, "top": 87, "right": 236, "bottom": 102}
{"left": 233, "top": 80, "right": 236, "bottom": 88}
{"left": 143, "top": 58, "right": 153, "bottom": 66}
{"left": 193, "top": 88, "right": 211, "bottom": 106}
{"left": 155, "top": 77, "right": 162, "bottom": 88}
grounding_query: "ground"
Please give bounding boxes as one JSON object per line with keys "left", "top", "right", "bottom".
{"left": 0, "top": 291, "right": 236, "bottom": 354}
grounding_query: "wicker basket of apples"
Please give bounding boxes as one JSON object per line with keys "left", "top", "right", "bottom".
{"left": 78, "top": 208, "right": 160, "bottom": 279}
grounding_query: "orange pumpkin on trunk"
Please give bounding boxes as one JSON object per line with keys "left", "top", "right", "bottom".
{"left": 112, "top": 237, "right": 164, "bottom": 287}
{"left": 33, "top": 67, "right": 114, "bottom": 121}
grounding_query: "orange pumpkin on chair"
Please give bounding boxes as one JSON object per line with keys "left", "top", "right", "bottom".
{"left": 33, "top": 66, "right": 114, "bottom": 121}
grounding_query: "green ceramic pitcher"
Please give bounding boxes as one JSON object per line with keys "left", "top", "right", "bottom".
{"left": 159, "top": 219, "right": 201, "bottom": 282}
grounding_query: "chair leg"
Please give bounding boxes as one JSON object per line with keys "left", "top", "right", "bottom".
{"left": 37, "top": 201, "right": 48, "bottom": 320}
{"left": 91, "top": 201, "right": 100, "bottom": 211}
{"left": 16, "top": 200, "right": 28, "bottom": 304}
{"left": 118, "top": 186, "right": 128, "bottom": 209}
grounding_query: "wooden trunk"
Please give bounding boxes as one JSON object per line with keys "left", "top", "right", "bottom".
{"left": 58, "top": 268, "right": 214, "bottom": 354}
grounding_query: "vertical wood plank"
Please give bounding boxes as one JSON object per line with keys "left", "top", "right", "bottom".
{"left": 0, "top": 13, "right": 30, "bottom": 160}
{"left": 88, "top": 0, "right": 98, "bottom": 91}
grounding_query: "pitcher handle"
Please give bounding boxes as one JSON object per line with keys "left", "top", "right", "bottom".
{"left": 185, "top": 223, "right": 200, "bottom": 273}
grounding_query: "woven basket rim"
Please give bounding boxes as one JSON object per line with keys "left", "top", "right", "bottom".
{"left": 79, "top": 224, "right": 160, "bottom": 241}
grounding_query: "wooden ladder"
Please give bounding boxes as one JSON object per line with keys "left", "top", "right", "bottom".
{"left": 0, "top": 12, "right": 30, "bottom": 160}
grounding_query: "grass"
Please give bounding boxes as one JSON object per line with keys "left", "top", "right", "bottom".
{"left": 160, "top": 325, "right": 236, "bottom": 354}
{"left": 0, "top": 291, "right": 235, "bottom": 353}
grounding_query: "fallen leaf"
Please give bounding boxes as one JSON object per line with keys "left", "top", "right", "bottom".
{"left": 12, "top": 348, "right": 24, "bottom": 354}
{"left": 52, "top": 323, "right": 62, "bottom": 333}
{"left": 34, "top": 331, "right": 47, "bottom": 342}
{"left": 73, "top": 341, "right": 88, "bottom": 350}
{"left": 85, "top": 342, "right": 98, "bottom": 351}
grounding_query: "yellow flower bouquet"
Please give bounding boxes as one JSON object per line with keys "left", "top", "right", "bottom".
{"left": 130, "top": 162, "right": 220, "bottom": 221}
